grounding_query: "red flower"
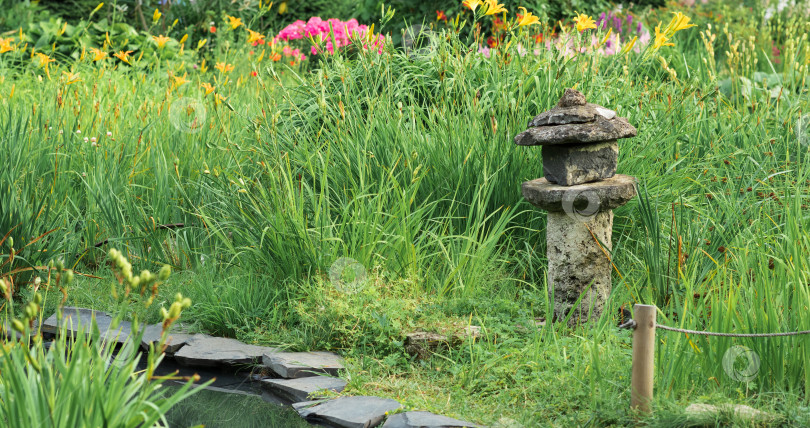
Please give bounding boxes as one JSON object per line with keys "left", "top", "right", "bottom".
{"left": 487, "top": 36, "right": 498, "bottom": 48}
{"left": 436, "top": 10, "right": 448, "bottom": 22}
{"left": 210, "top": 26, "right": 217, "bottom": 33}
{"left": 534, "top": 33, "right": 544, "bottom": 43}
{"left": 251, "top": 71, "right": 257, "bottom": 77}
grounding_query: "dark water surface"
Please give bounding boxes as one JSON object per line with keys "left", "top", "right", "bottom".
{"left": 146, "top": 357, "right": 312, "bottom": 428}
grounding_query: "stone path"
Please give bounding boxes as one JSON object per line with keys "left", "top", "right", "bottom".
{"left": 39, "top": 307, "right": 484, "bottom": 427}
{"left": 262, "top": 376, "right": 347, "bottom": 403}
{"left": 174, "top": 334, "right": 278, "bottom": 367}
{"left": 293, "top": 396, "right": 402, "bottom": 428}
{"left": 262, "top": 351, "right": 345, "bottom": 378}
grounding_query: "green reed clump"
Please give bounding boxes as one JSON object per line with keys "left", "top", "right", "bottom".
{"left": 0, "top": 251, "right": 202, "bottom": 427}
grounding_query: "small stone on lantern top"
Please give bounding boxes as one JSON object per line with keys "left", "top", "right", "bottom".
{"left": 557, "top": 88, "right": 586, "bottom": 107}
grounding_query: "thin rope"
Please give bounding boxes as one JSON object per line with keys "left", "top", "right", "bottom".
{"left": 655, "top": 324, "right": 810, "bottom": 338}
{"left": 617, "top": 319, "right": 810, "bottom": 337}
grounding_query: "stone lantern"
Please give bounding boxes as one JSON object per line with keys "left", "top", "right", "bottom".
{"left": 515, "top": 89, "right": 637, "bottom": 324}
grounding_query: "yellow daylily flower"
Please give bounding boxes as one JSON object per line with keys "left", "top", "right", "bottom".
{"left": 226, "top": 15, "right": 243, "bottom": 30}
{"left": 215, "top": 62, "right": 234, "bottom": 74}
{"left": 620, "top": 35, "right": 638, "bottom": 54}
{"left": 200, "top": 82, "right": 215, "bottom": 95}
{"left": 34, "top": 52, "right": 55, "bottom": 67}
{"left": 246, "top": 29, "right": 265, "bottom": 45}
{"left": 172, "top": 72, "right": 189, "bottom": 88}
{"left": 483, "top": 0, "right": 507, "bottom": 15}
{"left": 62, "top": 71, "right": 81, "bottom": 85}
{"left": 197, "top": 39, "right": 207, "bottom": 50}
{"left": 574, "top": 12, "right": 597, "bottom": 32}
{"left": 517, "top": 7, "right": 539, "bottom": 27}
{"left": 278, "top": 1, "right": 287, "bottom": 14}
{"left": 89, "top": 47, "right": 107, "bottom": 61}
{"left": 152, "top": 35, "right": 171, "bottom": 49}
{"left": 463, "top": 0, "right": 483, "bottom": 13}
{"left": 598, "top": 28, "right": 613, "bottom": 48}
{"left": 113, "top": 50, "right": 134, "bottom": 64}
{"left": 152, "top": 8, "right": 162, "bottom": 22}
{"left": 665, "top": 12, "right": 696, "bottom": 34}
{"left": 653, "top": 24, "right": 674, "bottom": 50}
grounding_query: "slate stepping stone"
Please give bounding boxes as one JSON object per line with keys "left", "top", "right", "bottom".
{"left": 41, "top": 307, "right": 132, "bottom": 345}
{"left": 173, "top": 334, "right": 279, "bottom": 368}
{"left": 139, "top": 323, "right": 194, "bottom": 354}
{"left": 382, "top": 411, "right": 482, "bottom": 428}
{"left": 261, "top": 376, "right": 347, "bottom": 403}
{"left": 293, "top": 396, "right": 402, "bottom": 428}
{"left": 262, "top": 351, "right": 344, "bottom": 378}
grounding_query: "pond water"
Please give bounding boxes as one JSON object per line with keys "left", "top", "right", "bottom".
{"left": 145, "top": 357, "right": 312, "bottom": 427}
{"left": 162, "top": 385, "right": 311, "bottom": 428}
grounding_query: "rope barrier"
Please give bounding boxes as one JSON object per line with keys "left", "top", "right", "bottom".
{"left": 619, "top": 318, "right": 810, "bottom": 337}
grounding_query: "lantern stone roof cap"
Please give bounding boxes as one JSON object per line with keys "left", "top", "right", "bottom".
{"left": 521, "top": 174, "right": 637, "bottom": 212}
{"left": 515, "top": 89, "right": 637, "bottom": 146}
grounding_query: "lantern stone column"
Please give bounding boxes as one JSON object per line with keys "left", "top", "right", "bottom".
{"left": 514, "top": 89, "right": 638, "bottom": 324}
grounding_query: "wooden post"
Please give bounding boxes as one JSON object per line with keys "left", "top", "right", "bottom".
{"left": 631, "top": 304, "right": 656, "bottom": 414}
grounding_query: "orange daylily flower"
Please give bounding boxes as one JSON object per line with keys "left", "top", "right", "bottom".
{"left": 152, "top": 35, "right": 171, "bottom": 49}
{"left": 215, "top": 62, "right": 234, "bottom": 73}
{"left": 200, "top": 82, "right": 215, "bottom": 95}
{"left": 246, "top": 29, "right": 265, "bottom": 45}
{"left": 89, "top": 47, "right": 108, "bottom": 61}
{"left": 0, "top": 37, "right": 14, "bottom": 54}
{"left": 113, "top": 50, "right": 134, "bottom": 64}
{"left": 226, "top": 15, "right": 243, "bottom": 30}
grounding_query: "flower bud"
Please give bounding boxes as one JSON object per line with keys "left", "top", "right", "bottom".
{"left": 158, "top": 264, "right": 171, "bottom": 281}
{"left": 63, "top": 269, "right": 74, "bottom": 284}
{"left": 11, "top": 319, "right": 26, "bottom": 334}
{"left": 7, "top": 237, "right": 12, "bottom": 248}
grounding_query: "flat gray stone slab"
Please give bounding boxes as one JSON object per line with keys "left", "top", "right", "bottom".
{"left": 41, "top": 307, "right": 132, "bottom": 345}
{"left": 262, "top": 376, "right": 347, "bottom": 403}
{"left": 140, "top": 323, "right": 194, "bottom": 354}
{"left": 515, "top": 89, "right": 636, "bottom": 146}
{"left": 522, "top": 174, "right": 637, "bottom": 213}
{"left": 382, "top": 411, "right": 482, "bottom": 428}
{"left": 262, "top": 351, "right": 344, "bottom": 378}
{"left": 514, "top": 115, "right": 637, "bottom": 146}
{"left": 293, "top": 396, "right": 402, "bottom": 428}
{"left": 174, "top": 334, "right": 279, "bottom": 368}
